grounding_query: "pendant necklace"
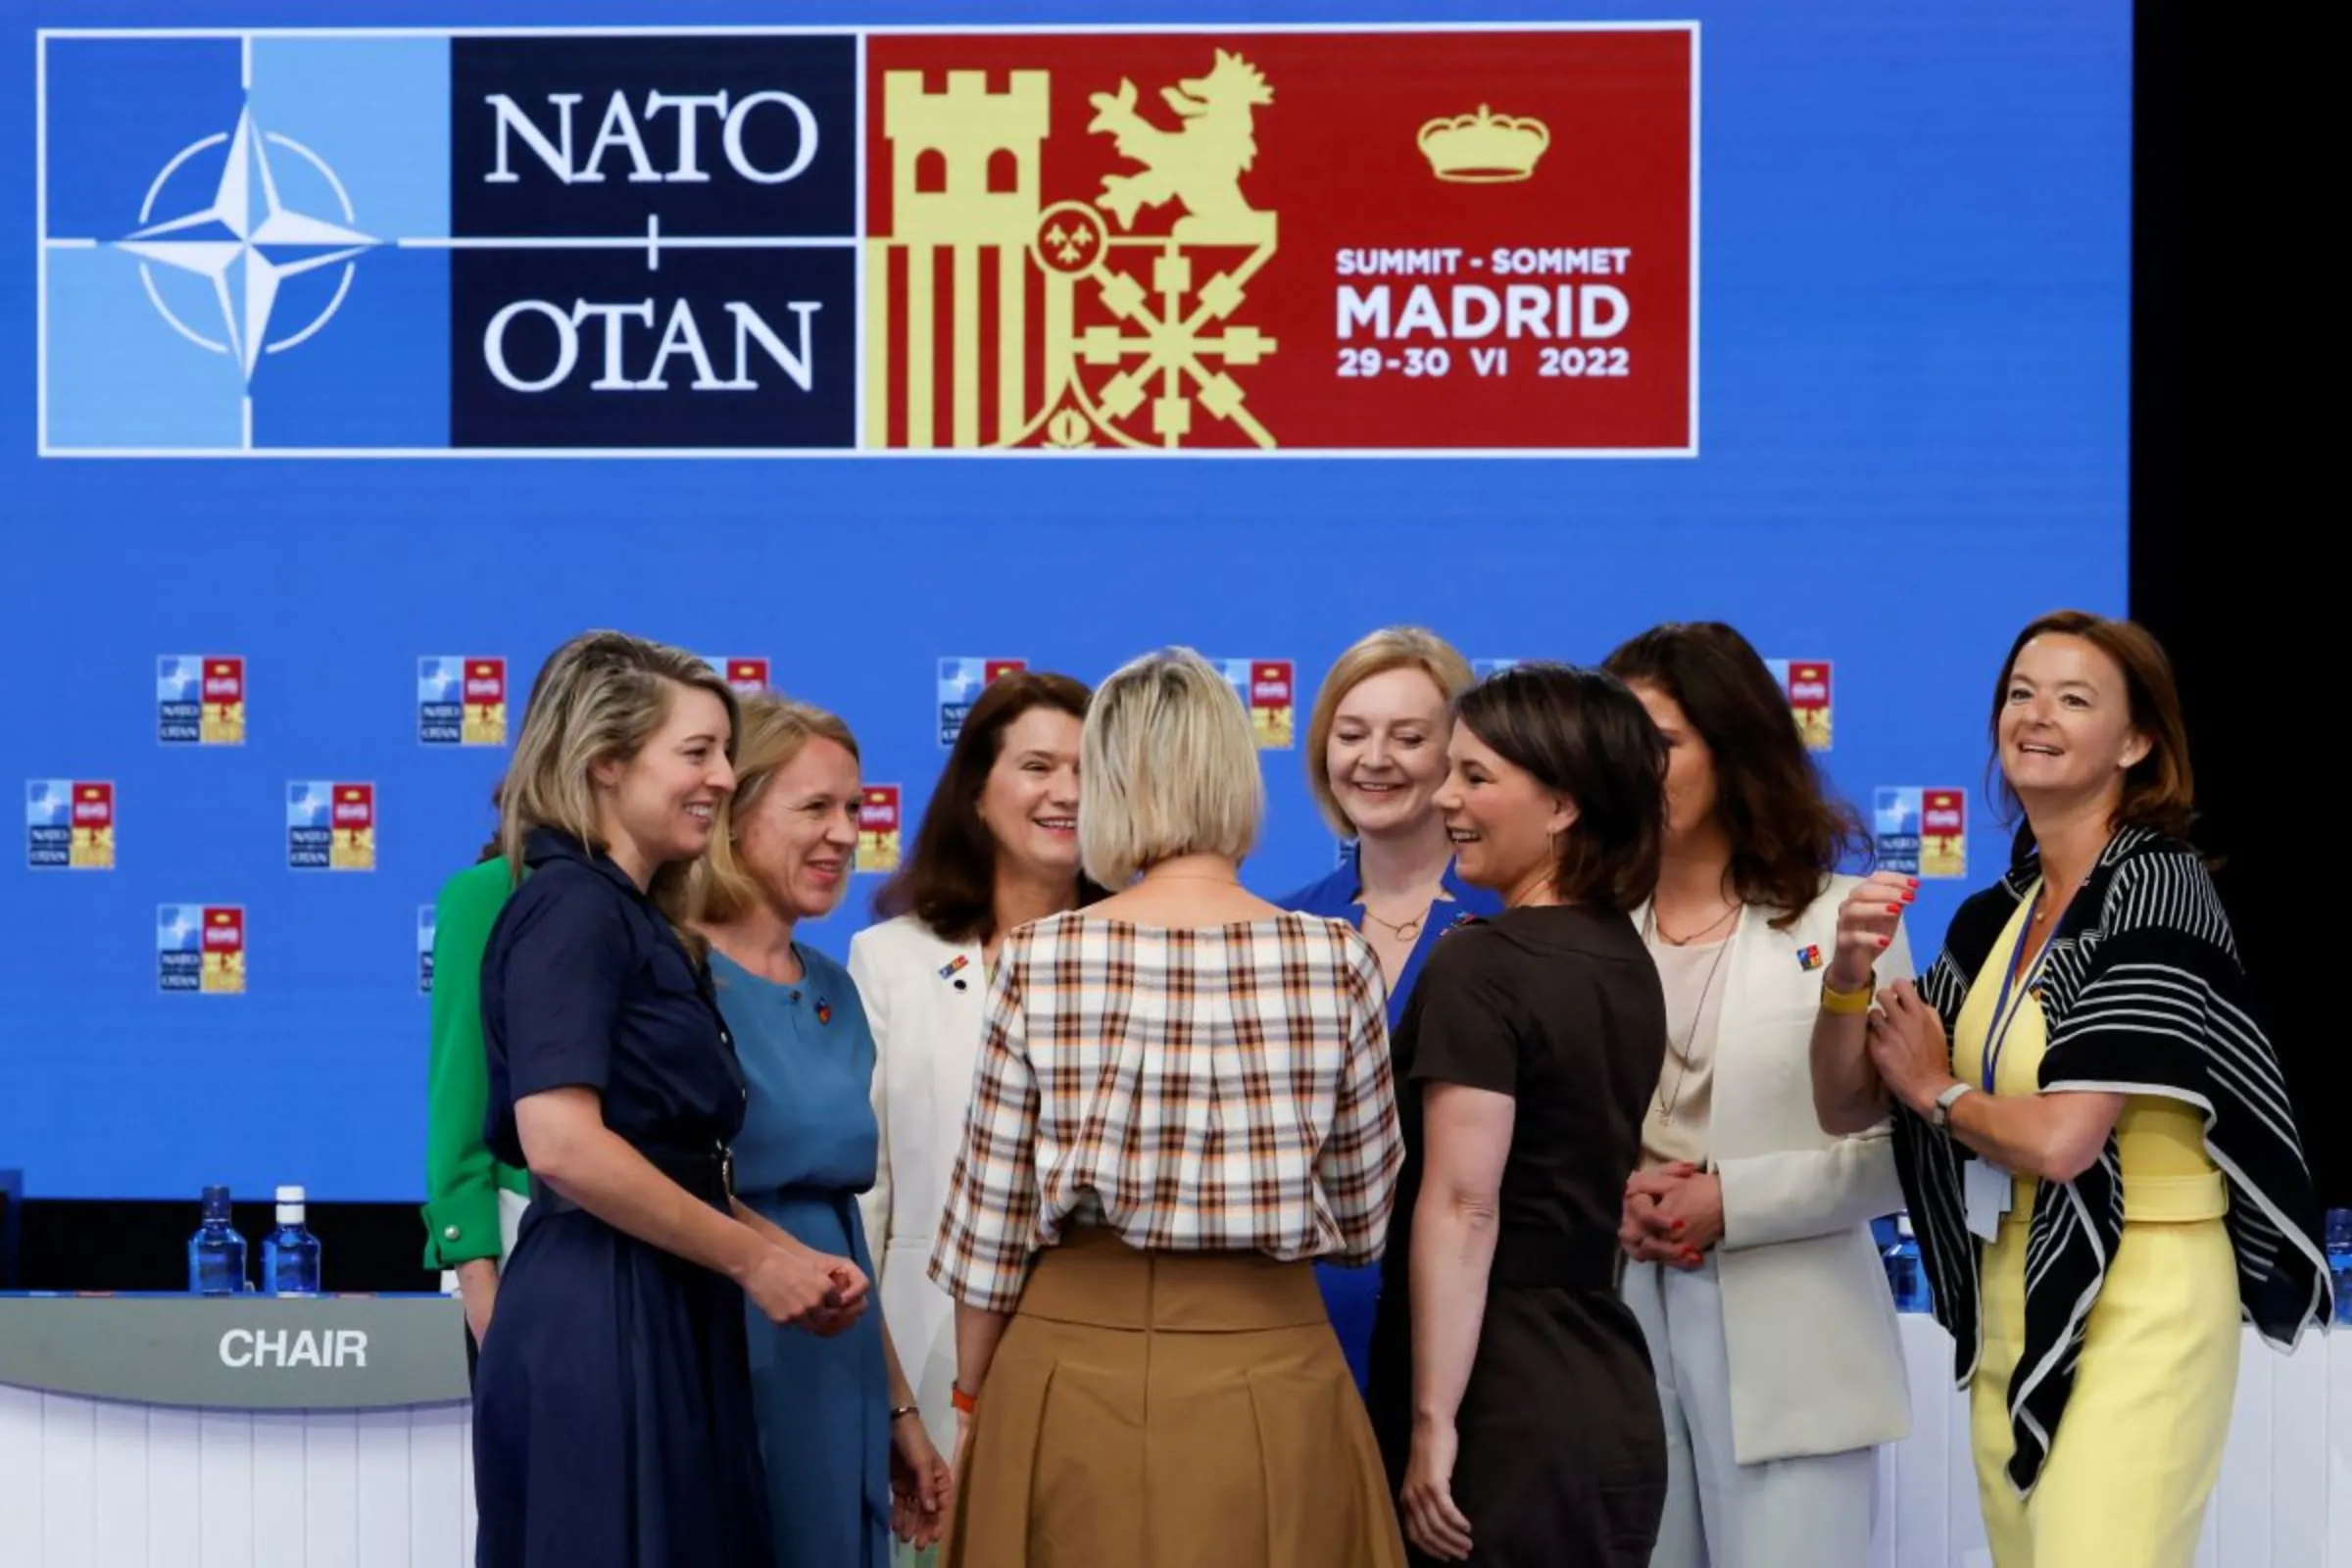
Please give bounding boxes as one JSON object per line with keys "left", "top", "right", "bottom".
{"left": 1646, "top": 905, "right": 1737, "bottom": 1125}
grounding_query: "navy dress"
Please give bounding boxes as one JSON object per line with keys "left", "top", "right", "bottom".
{"left": 1277, "top": 852, "right": 1501, "bottom": 1387}
{"left": 472, "top": 829, "right": 773, "bottom": 1568}
{"left": 710, "top": 945, "right": 892, "bottom": 1568}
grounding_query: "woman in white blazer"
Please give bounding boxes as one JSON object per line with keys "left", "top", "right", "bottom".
{"left": 846, "top": 671, "right": 1103, "bottom": 1482}
{"left": 1604, "top": 623, "right": 1913, "bottom": 1568}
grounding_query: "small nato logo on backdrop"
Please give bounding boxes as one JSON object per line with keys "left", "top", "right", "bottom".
{"left": 160, "top": 904, "right": 244, "bottom": 994}
{"left": 418, "top": 656, "right": 508, "bottom": 745}
{"left": 287, "top": 780, "right": 376, "bottom": 870}
{"left": 26, "top": 779, "right": 115, "bottom": 870}
{"left": 938, "top": 658, "right": 1026, "bottom": 748}
{"left": 158, "top": 655, "right": 244, "bottom": 744}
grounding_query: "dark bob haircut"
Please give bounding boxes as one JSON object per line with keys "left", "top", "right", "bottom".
{"left": 1453, "top": 662, "right": 1666, "bottom": 914}
{"left": 1603, "top": 620, "right": 1866, "bottom": 926}
{"left": 873, "top": 670, "right": 1108, "bottom": 943}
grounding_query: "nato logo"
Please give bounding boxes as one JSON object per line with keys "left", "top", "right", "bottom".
{"left": 40, "top": 30, "right": 857, "bottom": 454}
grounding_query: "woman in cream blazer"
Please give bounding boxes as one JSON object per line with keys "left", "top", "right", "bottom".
{"left": 847, "top": 671, "right": 1100, "bottom": 1467}
{"left": 1607, "top": 624, "right": 1911, "bottom": 1568}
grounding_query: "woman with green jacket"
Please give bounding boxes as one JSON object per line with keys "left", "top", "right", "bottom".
{"left": 423, "top": 845, "right": 532, "bottom": 1351}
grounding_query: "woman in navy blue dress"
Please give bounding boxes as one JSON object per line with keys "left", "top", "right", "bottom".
{"left": 693, "top": 696, "right": 952, "bottom": 1566}
{"left": 1277, "top": 627, "right": 1500, "bottom": 1385}
{"left": 471, "top": 632, "right": 869, "bottom": 1568}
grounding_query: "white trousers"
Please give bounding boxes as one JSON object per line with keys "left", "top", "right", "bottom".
{"left": 1622, "top": 1255, "right": 1877, "bottom": 1568}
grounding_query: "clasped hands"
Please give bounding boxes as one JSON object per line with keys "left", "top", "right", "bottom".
{"left": 1619, "top": 1162, "right": 1724, "bottom": 1268}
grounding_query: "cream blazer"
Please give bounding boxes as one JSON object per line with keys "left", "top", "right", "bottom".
{"left": 1637, "top": 874, "right": 1916, "bottom": 1464}
{"left": 846, "top": 913, "right": 989, "bottom": 1453}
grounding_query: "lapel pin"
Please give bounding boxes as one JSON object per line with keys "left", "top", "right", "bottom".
{"left": 1796, "top": 944, "right": 1824, "bottom": 972}
{"left": 815, "top": 999, "right": 833, "bottom": 1026}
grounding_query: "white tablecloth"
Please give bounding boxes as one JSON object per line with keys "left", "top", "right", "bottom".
{"left": 2, "top": 1316, "right": 2344, "bottom": 1566}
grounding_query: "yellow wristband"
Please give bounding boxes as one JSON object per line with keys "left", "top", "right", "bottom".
{"left": 1820, "top": 975, "right": 1875, "bottom": 1015}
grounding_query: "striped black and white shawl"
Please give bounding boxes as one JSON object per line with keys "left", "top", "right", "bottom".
{"left": 1892, "top": 826, "right": 2328, "bottom": 1494}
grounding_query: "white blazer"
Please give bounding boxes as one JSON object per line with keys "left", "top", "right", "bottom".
{"left": 846, "top": 913, "right": 989, "bottom": 1452}
{"left": 1637, "top": 873, "right": 1916, "bottom": 1464}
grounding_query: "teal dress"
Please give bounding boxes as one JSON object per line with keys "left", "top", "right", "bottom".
{"left": 710, "top": 946, "right": 891, "bottom": 1568}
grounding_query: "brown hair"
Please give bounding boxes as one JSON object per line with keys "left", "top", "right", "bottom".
{"left": 1452, "top": 663, "right": 1666, "bottom": 914}
{"left": 873, "top": 671, "right": 1107, "bottom": 943}
{"left": 1604, "top": 621, "right": 1865, "bottom": 926}
{"left": 690, "top": 695, "right": 861, "bottom": 926}
{"left": 1989, "top": 610, "right": 2196, "bottom": 842}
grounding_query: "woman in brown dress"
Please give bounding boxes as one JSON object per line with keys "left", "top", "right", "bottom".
{"left": 1367, "top": 662, "right": 1671, "bottom": 1566}
{"left": 927, "top": 648, "right": 1409, "bottom": 1568}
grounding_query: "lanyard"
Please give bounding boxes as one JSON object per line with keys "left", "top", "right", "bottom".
{"left": 1980, "top": 905, "right": 2056, "bottom": 1095}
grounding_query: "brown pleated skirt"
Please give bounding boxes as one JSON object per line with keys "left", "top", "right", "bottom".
{"left": 944, "top": 1229, "right": 1407, "bottom": 1568}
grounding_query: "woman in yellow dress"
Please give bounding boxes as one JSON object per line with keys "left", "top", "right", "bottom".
{"left": 1808, "top": 610, "right": 2328, "bottom": 1566}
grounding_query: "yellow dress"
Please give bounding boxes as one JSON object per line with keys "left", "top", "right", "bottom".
{"left": 1954, "top": 883, "right": 2239, "bottom": 1567}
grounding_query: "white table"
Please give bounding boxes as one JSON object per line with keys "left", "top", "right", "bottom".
{"left": 2, "top": 1306, "right": 2344, "bottom": 1566}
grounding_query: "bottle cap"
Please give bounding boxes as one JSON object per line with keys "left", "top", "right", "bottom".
{"left": 202, "top": 1184, "right": 230, "bottom": 1203}
{"left": 1896, "top": 1215, "right": 1915, "bottom": 1237}
{"left": 275, "top": 1185, "right": 305, "bottom": 1204}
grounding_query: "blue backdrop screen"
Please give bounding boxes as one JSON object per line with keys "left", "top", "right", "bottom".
{"left": 1, "top": 1, "right": 2132, "bottom": 1200}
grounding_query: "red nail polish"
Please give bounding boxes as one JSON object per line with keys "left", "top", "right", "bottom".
{"left": 1878, "top": 937, "right": 1891, "bottom": 949}
{"left": 1886, "top": 904, "right": 1904, "bottom": 914}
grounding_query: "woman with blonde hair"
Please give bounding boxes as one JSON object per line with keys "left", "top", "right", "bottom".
{"left": 931, "top": 647, "right": 1409, "bottom": 1568}
{"left": 1280, "top": 626, "right": 1500, "bottom": 1383}
{"left": 471, "top": 631, "right": 867, "bottom": 1568}
{"left": 692, "top": 696, "right": 952, "bottom": 1566}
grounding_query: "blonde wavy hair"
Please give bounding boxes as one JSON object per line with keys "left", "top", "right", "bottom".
{"left": 1302, "top": 626, "right": 1476, "bottom": 838}
{"left": 1079, "top": 648, "right": 1263, "bottom": 887}
{"left": 690, "top": 695, "right": 861, "bottom": 925}
{"left": 497, "top": 631, "right": 741, "bottom": 925}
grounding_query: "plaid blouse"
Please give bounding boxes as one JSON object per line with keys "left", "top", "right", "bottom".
{"left": 927, "top": 909, "right": 1403, "bottom": 1314}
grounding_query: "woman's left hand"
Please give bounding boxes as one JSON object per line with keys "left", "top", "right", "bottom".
{"left": 1400, "top": 1418, "right": 1474, "bottom": 1561}
{"left": 889, "top": 1412, "right": 954, "bottom": 1547}
{"left": 1650, "top": 1171, "right": 1724, "bottom": 1263}
{"left": 1866, "top": 981, "right": 1958, "bottom": 1116}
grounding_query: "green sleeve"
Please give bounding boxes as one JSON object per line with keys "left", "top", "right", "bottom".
{"left": 421, "top": 858, "right": 524, "bottom": 1269}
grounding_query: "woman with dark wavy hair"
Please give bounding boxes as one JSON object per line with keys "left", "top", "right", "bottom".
{"left": 848, "top": 671, "right": 1105, "bottom": 1481}
{"left": 1603, "top": 621, "right": 1912, "bottom": 1568}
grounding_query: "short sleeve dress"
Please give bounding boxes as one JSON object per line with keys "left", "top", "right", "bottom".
{"left": 1365, "top": 906, "right": 1670, "bottom": 1568}
{"left": 469, "top": 829, "right": 772, "bottom": 1568}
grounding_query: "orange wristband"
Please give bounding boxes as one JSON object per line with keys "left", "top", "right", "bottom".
{"left": 951, "top": 1383, "right": 979, "bottom": 1415}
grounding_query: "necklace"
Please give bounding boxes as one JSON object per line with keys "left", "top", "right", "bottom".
{"left": 1360, "top": 892, "right": 1440, "bottom": 943}
{"left": 1651, "top": 899, "right": 1740, "bottom": 947}
{"left": 1643, "top": 906, "right": 1735, "bottom": 1124}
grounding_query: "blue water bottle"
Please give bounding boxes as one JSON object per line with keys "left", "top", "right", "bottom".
{"left": 1884, "top": 1215, "right": 1929, "bottom": 1313}
{"left": 186, "top": 1185, "right": 247, "bottom": 1295}
{"left": 263, "top": 1185, "right": 322, "bottom": 1296}
{"left": 2325, "top": 1209, "right": 2352, "bottom": 1326}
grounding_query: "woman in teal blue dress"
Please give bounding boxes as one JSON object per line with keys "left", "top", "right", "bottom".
{"left": 694, "top": 696, "right": 952, "bottom": 1567}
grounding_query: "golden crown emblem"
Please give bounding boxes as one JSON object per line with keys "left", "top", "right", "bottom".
{"left": 1417, "top": 104, "right": 1550, "bottom": 183}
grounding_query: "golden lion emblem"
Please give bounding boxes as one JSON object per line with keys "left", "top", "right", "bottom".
{"left": 1086, "top": 50, "right": 1275, "bottom": 243}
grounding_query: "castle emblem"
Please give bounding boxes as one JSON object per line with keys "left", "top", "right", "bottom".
{"left": 865, "top": 50, "right": 1281, "bottom": 451}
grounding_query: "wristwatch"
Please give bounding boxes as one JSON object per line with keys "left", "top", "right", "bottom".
{"left": 1928, "top": 1081, "right": 1975, "bottom": 1128}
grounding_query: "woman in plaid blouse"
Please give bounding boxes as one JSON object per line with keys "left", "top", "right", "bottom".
{"left": 926, "top": 647, "right": 1410, "bottom": 1568}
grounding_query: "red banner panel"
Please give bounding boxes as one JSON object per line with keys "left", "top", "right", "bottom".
{"left": 864, "top": 27, "right": 1693, "bottom": 454}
